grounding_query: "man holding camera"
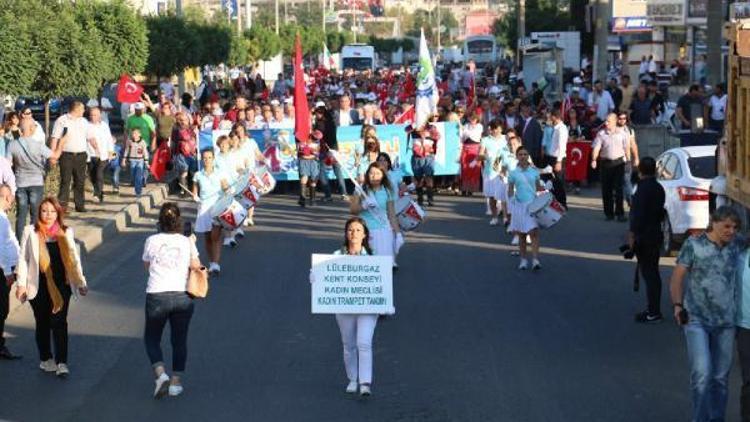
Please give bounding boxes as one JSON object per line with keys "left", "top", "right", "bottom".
{"left": 628, "top": 157, "right": 665, "bottom": 323}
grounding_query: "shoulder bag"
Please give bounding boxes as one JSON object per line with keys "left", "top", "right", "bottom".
{"left": 185, "top": 236, "right": 209, "bottom": 298}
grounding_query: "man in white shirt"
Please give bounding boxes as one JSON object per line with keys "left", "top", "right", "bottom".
{"left": 647, "top": 55, "right": 658, "bottom": 75}
{"left": 708, "top": 83, "right": 727, "bottom": 132}
{"left": 86, "top": 107, "right": 116, "bottom": 203}
{"left": 334, "top": 95, "right": 360, "bottom": 127}
{"left": 0, "top": 183, "right": 20, "bottom": 360}
{"left": 51, "top": 101, "right": 90, "bottom": 212}
{"left": 543, "top": 109, "right": 569, "bottom": 208}
{"left": 87, "top": 97, "right": 114, "bottom": 123}
{"left": 588, "top": 80, "right": 615, "bottom": 122}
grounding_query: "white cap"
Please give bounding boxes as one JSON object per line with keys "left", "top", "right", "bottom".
{"left": 133, "top": 102, "right": 146, "bottom": 111}
{"left": 270, "top": 99, "right": 280, "bottom": 106}
{"left": 573, "top": 76, "right": 583, "bottom": 85}
{"left": 315, "top": 101, "right": 326, "bottom": 108}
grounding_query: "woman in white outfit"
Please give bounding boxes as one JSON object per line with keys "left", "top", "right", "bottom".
{"left": 507, "top": 147, "right": 545, "bottom": 270}
{"left": 334, "top": 217, "right": 378, "bottom": 396}
{"left": 350, "top": 163, "right": 401, "bottom": 265}
{"left": 478, "top": 120, "right": 509, "bottom": 226}
{"left": 192, "top": 149, "right": 230, "bottom": 275}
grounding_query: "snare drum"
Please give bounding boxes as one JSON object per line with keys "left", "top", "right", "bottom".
{"left": 527, "top": 192, "right": 565, "bottom": 229}
{"left": 255, "top": 165, "right": 277, "bottom": 195}
{"left": 210, "top": 195, "right": 248, "bottom": 230}
{"left": 394, "top": 196, "right": 426, "bottom": 231}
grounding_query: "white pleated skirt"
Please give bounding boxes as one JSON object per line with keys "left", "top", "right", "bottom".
{"left": 508, "top": 198, "right": 538, "bottom": 234}
{"left": 482, "top": 173, "right": 507, "bottom": 201}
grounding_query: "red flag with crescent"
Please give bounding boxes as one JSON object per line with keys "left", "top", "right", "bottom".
{"left": 565, "top": 141, "right": 592, "bottom": 183}
{"left": 149, "top": 143, "right": 171, "bottom": 181}
{"left": 116, "top": 74, "right": 144, "bottom": 103}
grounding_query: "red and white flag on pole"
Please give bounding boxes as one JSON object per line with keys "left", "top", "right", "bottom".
{"left": 116, "top": 74, "right": 144, "bottom": 103}
{"left": 293, "top": 33, "right": 311, "bottom": 143}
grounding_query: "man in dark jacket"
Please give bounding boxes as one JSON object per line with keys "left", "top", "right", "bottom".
{"left": 628, "top": 157, "right": 666, "bottom": 323}
{"left": 519, "top": 102, "right": 543, "bottom": 164}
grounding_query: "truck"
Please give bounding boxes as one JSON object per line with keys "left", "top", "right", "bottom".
{"left": 340, "top": 44, "right": 378, "bottom": 72}
{"left": 530, "top": 31, "right": 581, "bottom": 71}
{"left": 715, "top": 5, "right": 750, "bottom": 224}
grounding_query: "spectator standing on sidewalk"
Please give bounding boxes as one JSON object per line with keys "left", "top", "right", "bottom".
{"left": 628, "top": 157, "right": 665, "bottom": 323}
{"left": 670, "top": 206, "right": 744, "bottom": 422}
{"left": 589, "top": 80, "right": 616, "bottom": 122}
{"left": 0, "top": 184, "right": 20, "bottom": 360}
{"left": 86, "top": 107, "right": 115, "bottom": 203}
{"left": 142, "top": 203, "right": 200, "bottom": 398}
{"left": 50, "top": 101, "right": 89, "bottom": 213}
{"left": 591, "top": 113, "right": 630, "bottom": 222}
{"left": 6, "top": 120, "right": 62, "bottom": 241}
{"left": 708, "top": 83, "right": 727, "bottom": 133}
{"left": 543, "top": 109, "right": 568, "bottom": 209}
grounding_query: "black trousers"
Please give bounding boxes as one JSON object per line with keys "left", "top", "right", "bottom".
{"left": 87, "top": 158, "right": 108, "bottom": 199}
{"left": 635, "top": 240, "right": 662, "bottom": 315}
{"left": 59, "top": 152, "right": 87, "bottom": 210}
{"left": 737, "top": 327, "right": 750, "bottom": 422}
{"left": 542, "top": 155, "right": 567, "bottom": 208}
{"left": 0, "top": 279, "right": 8, "bottom": 348}
{"left": 29, "top": 277, "right": 72, "bottom": 364}
{"left": 599, "top": 159, "right": 625, "bottom": 218}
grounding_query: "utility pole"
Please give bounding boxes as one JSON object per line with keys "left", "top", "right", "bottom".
{"left": 237, "top": 1, "right": 242, "bottom": 34}
{"left": 437, "top": 0, "right": 442, "bottom": 51}
{"left": 284, "top": 0, "right": 288, "bottom": 24}
{"left": 245, "top": 0, "right": 252, "bottom": 30}
{"left": 176, "top": 0, "right": 186, "bottom": 98}
{"left": 275, "top": 0, "right": 280, "bottom": 34}
{"left": 517, "top": 0, "right": 525, "bottom": 66}
{"left": 593, "top": 0, "right": 610, "bottom": 82}
{"left": 706, "top": 0, "right": 724, "bottom": 86}
{"left": 322, "top": 0, "right": 326, "bottom": 33}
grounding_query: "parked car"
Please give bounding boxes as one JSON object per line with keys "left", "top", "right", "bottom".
{"left": 14, "top": 97, "right": 62, "bottom": 120}
{"left": 656, "top": 145, "right": 717, "bottom": 255}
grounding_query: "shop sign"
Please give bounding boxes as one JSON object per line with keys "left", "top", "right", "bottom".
{"left": 646, "top": 0, "right": 686, "bottom": 26}
{"left": 611, "top": 16, "right": 652, "bottom": 33}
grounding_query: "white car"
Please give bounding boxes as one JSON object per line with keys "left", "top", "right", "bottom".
{"left": 656, "top": 145, "right": 717, "bottom": 255}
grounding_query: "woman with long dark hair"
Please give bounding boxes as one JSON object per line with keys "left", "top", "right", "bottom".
{"left": 350, "top": 163, "right": 400, "bottom": 262}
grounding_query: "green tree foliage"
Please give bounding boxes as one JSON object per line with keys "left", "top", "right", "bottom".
{"left": 145, "top": 14, "right": 195, "bottom": 77}
{"left": 279, "top": 24, "right": 325, "bottom": 57}
{"left": 493, "top": 0, "right": 572, "bottom": 53}
{"left": 244, "top": 26, "right": 282, "bottom": 62}
{"left": 0, "top": 5, "right": 39, "bottom": 95}
{"left": 326, "top": 31, "right": 355, "bottom": 53}
{"left": 228, "top": 35, "right": 249, "bottom": 66}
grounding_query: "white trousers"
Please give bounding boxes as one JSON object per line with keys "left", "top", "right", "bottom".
{"left": 335, "top": 314, "right": 378, "bottom": 384}
{"left": 369, "top": 227, "right": 395, "bottom": 257}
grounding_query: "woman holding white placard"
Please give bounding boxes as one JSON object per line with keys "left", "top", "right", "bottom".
{"left": 331, "top": 217, "right": 379, "bottom": 396}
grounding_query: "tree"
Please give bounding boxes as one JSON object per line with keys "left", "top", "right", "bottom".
{"left": 0, "top": 6, "right": 39, "bottom": 96}
{"left": 244, "top": 27, "right": 282, "bottom": 62}
{"left": 493, "top": 0, "right": 572, "bottom": 55}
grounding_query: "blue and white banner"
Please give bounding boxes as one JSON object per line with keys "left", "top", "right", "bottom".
{"left": 198, "top": 122, "right": 461, "bottom": 181}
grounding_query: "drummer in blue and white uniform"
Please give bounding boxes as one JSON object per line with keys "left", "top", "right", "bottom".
{"left": 192, "top": 148, "right": 231, "bottom": 275}
{"left": 215, "top": 134, "right": 244, "bottom": 248}
{"left": 507, "top": 146, "right": 545, "bottom": 271}
{"left": 478, "top": 120, "right": 509, "bottom": 226}
{"left": 376, "top": 152, "right": 406, "bottom": 198}
{"left": 233, "top": 123, "right": 266, "bottom": 227}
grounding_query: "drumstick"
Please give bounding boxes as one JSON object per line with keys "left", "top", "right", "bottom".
{"left": 178, "top": 182, "right": 202, "bottom": 203}
{"left": 329, "top": 150, "right": 367, "bottom": 198}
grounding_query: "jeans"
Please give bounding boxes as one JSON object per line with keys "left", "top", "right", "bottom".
{"left": 599, "top": 159, "right": 625, "bottom": 218}
{"left": 684, "top": 322, "right": 735, "bottom": 422}
{"left": 737, "top": 327, "right": 750, "bottom": 422}
{"left": 29, "top": 275, "right": 72, "bottom": 364}
{"left": 15, "top": 185, "right": 43, "bottom": 242}
{"left": 335, "top": 314, "right": 378, "bottom": 384}
{"left": 635, "top": 239, "right": 662, "bottom": 315}
{"left": 130, "top": 159, "right": 145, "bottom": 195}
{"left": 59, "top": 151, "right": 87, "bottom": 210}
{"left": 319, "top": 159, "right": 348, "bottom": 198}
{"left": 624, "top": 162, "right": 635, "bottom": 205}
{"left": 144, "top": 292, "right": 194, "bottom": 373}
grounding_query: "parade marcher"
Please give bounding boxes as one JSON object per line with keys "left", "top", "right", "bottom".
{"left": 314, "top": 106, "right": 348, "bottom": 201}
{"left": 15, "top": 197, "right": 87, "bottom": 377}
{"left": 508, "top": 147, "right": 545, "bottom": 270}
{"left": 192, "top": 149, "right": 231, "bottom": 275}
{"left": 334, "top": 94, "right": 361, "bottom": 127}
{"left": 215, "top": 135, "right": 243, "bottom": 247}
{"left": 0, "top": 184, "right": 20, "bottom": 360}
{"left": 411, "top": 124, "right": 439, "bottom": 206}
{"left": 591, "top": 113, "right": 630, "bottom": 222}
{"left": 234, "top": 124, "right": 265, "bottom": 226}
{"left": 50, "top": 101, "right": 89, "bottom": 213}
{"left": 628, "top": 157, "right": 665, "bottom": 323}
{"left": 142, "top": 203, "right": 200, "bottom": 398}
{"left": 297, "top": 130, "right": 322, "bottom": 207}
{"left": 7, "top": 119, "right": 63, "bottom": 241}
{"left": 125, "top": 102, "right": 157, "bottom": 153}
{"left": 459, "top": 112, "right": 483, "bottom": 195}
{"left": 543, "top": 109, "right": 568, "bottom": 209}
{"left": 670, "top": 206, "right": 744, "bottom": 422}
{"left": 478, "top": 120, "right": 508, "bottom": 225}
{"left": 86, "top": 107, "right": 116, "bottom": 203}
{"left": 376, "top": 152, "right": 406, "bottom": 199}
{"left": 122, "top": 128, "right": 149, "bottom": 198}
{"left": 350, "top": 163, "right": 400, "bottom": 265}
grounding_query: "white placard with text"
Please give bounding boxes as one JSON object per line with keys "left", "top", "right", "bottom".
{"left": 311, "top": 254, "right": 394, "bottom": 315}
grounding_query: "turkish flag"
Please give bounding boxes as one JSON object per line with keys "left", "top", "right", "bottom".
{"left": 565, "top": 141, "right": 592, "bottom": 183}
{"left": 293, "top": 34, "right": 310, "bottom": 143}
{"left": 116, "top": 74, "right": 144, "bottom": 103}
{"left": 394, "top": 105, "right": 415, "bottom": 125}
{"left": 149, "top": 143, "right": 171, "bottom": 181}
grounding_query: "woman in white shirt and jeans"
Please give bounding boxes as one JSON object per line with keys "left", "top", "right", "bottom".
{"left": 142, "top": 202, "right": 201, "bottom": 399}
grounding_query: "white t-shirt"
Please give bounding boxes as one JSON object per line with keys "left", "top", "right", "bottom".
{"left": 142, "top": 233, "right": 199, "bottom": 294}
{"left": 51, "top": 114, "right": 89, "bottom": 153}
{"left": 86, "top": 121, "right": 115, "bottom": 159}
{"left": 709, "top": 95, "right": 727, "bottom": 121}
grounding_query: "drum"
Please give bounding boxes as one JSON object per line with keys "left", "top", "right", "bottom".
{"left": 394, "top": 196, "right": 425, "bottom": 231}
{"left": 210, "top": 195, "right": 248, "bottom": 230}
{"left": 254, "top": 165, "right": 277, "bottom": 195}
{"left": 527, "top": 192, "right": 565, "bottom": 229}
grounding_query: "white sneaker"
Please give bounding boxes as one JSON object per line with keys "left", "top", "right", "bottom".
{"left": 208, "top": 262, "right": 220, "bottom": 275}
{"left": 518, "top": 259, "right": 529, "bottom": 270}
{"left": 511, "top": 235, "right": 519, "bottom": 246}
{"left": 168, "top": 384, "right": 183, "bottom": 397}
{"left": 532, "top": 259, "right": 542, "bottom": 270}
{"left": 154, "top": 373, "right": 170, "bottom": 399}
{"left": 485, "top": 209, "right": 492, "bottom": 216}
{"left": 39, "top": 359, "right": 57, "bottom": 373}
{"left": 56, "top": 363, "right": 69, "bottom": 377}
{"left": 243, "top": 218, "right": 252, "bottom": 227}
{"left": 359, "top": 384, "right": 371, "bottom": 396}
{"left": 223, "top": 237, "right": 237, "bottom": 248}
{"left": 234, "top": 228, "right": 245, "bottom": 238}
{"left": 489, "top": 217, "right": 499, "bottom": 226}
{"left": 345, "top": 380, "right": 358, "bottom": 394}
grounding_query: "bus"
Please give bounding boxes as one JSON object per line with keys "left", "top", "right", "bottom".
{"left": 341, "top": 44, "right": 377, "bottom": 71}
{"left": 462, "top": 35, "right": 498, "bottom": 65}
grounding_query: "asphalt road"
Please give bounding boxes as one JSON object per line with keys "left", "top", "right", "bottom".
{"left": 0, "top": 190, "right": 740, "bottom": 421}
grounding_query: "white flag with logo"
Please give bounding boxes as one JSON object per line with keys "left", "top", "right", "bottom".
{"left": 322, "top": 43, "right": 335, "bottom": 71}
{"left": 415, "top": 29, "right": 439, "bottom": 128}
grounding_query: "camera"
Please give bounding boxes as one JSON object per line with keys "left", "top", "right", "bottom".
{"left": 619, "top": 244, "right": 635, "bottom": 260}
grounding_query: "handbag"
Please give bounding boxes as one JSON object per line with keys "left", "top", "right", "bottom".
{"left": 186, "top": 266, "right": 209, "bottom": 298}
